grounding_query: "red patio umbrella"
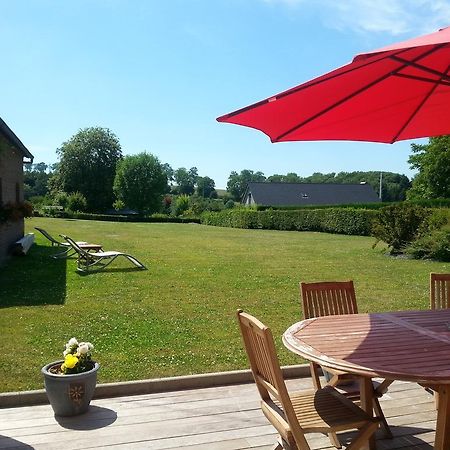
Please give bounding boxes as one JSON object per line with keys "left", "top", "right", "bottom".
{"left": 217, "top": 26, "right": 450, "bottom": 144}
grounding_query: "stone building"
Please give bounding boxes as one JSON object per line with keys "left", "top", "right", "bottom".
{"left": 0, "top": 117, "right": 34, "bottom": 265}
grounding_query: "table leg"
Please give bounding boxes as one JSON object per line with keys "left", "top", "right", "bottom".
{"left": 359, "top": 377, "right": 376, "bottom": 450}
{"left": 434, "top": 385, "right": 450, "bottom": 450}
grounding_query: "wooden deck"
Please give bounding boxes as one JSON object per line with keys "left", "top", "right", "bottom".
{"left": 0, "top": 377, "right": 438, "bottom": 449}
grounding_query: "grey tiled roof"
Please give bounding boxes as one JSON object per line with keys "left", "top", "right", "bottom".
{"left": 245, "top": 182, "right": 380, "bottom": 206}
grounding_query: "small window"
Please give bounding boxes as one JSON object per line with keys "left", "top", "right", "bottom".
{"left": 16, "top": 182, "right": 20, "bottom": 202}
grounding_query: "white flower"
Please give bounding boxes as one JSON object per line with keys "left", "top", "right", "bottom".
{"left": 77, "top": 343, "right": 89, "bottom": 355}
{"left": 67, "top": 337, "right": 78, "bottom": 347}
{"left": 63, "top": 349, "right": 71, "bottom": 356}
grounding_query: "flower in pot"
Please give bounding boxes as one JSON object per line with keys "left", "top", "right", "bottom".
{"left": 41, "top": 337, "right": 99, "bottom": 416}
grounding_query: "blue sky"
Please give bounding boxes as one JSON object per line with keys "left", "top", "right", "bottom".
{"left": 2, "top": 1, "right": 450, "bottom": 188}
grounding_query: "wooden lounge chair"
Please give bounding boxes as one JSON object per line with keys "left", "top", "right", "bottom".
{"left": 300, "top": 281, "right": 393, "bottom": 441}
{"left": 237, "top": 310, "right": 379, "bottom": 450}
{"left": 61, "top": 235, "right": 146, "bottom": 272}
{"left": 430, "top": 273, "right": 450, "bottom": 309}
{"left": 35, "top": 227, "right": 89, "bottom": 258}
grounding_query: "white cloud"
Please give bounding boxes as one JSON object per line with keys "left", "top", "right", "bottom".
{"left": 262, "top": 0, "right": 450, "bottom": 36}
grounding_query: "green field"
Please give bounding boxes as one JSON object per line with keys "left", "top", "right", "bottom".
{"left": 0, "top": 217, "right": 448, "bottom": 392}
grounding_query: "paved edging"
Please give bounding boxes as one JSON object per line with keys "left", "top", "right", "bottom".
{"left": 0, "top": 364, "right": 310, "bottom": 408}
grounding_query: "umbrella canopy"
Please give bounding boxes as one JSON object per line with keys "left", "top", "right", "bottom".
{"left": 217, "top": 26, "right": 450, "bottom": 144}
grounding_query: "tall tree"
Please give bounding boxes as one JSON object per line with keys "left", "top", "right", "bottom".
{"left": 174, "top": 167, "right": 198, "bottom": 195}
{"left": 53, "top": 127, "right": 122, "bottom": 211}
{"left": 407, "top": 136, "right": 450, "bottom": 200}
{"left": 23, "top": 162, "right": 53, "bottom": 199}
{"left": 196, "top": 176, "right": 216, "bottom": 198}
{"left": 113, "top": 152, "right": 167, "bottom": 215}
{"left": 227, "top": 170, "right": 266, "bottom": 201}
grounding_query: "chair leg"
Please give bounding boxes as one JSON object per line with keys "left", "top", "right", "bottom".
{"left": 346, "top": 421, "right": 379, "bottom": 450}
{"left": 272, "top": 436, "right": 298, "bottom": 450}
{"left": 327, "top": 432, "right": 342, "bottom": 448}
{"left": 373, "top": 397, "right": 393, "bottom": 438}
{"left": 309, "top": 362, "right": 322, "bottom": 390}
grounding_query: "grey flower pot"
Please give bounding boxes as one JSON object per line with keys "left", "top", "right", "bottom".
{"left": 41, "top": 360, "right": 100, "bottom": 416}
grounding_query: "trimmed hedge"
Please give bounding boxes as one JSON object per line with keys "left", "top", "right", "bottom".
{"left": 36, "top": 210, "right": 201, "bottom": 224}
{"left": 254, "top": 198, "right": 450, "bottom": 211}
{"left": 201, "top": 208, "right": 378, "bottom": 236}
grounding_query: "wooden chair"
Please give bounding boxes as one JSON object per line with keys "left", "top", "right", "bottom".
{"left": 237, "top": 310, "right": 379, "bottom": 450}
{"left": 430, "top": 273, "right": 450, "bottom": 310}
{"left": 300, "top": 281, "right": 393, "bottom": 440}
{"left": 428, "top": 273, "right": 450, "bottom": 409}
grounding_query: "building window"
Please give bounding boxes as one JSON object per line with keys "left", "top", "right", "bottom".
{"left": 16, "top": 182, "right": 20, "bottom": 202}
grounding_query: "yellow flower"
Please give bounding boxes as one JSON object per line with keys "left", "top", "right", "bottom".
{"left": 64, "top": 354, "right": 79, "bottom": 369}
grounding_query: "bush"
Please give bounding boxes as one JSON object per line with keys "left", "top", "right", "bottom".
{"left": 371, "top": 203, "right": 432, "bottom": 253}
{"left": 53, "top": 191, "right": 70, "bottom": 210}
{"left": 67, "top": 192, "right": 87, "bottom": 212}
{"left": 405, "top": 228, "right": 450, "bottom": 261}
{"left": 171, "top": 194, "right": 190, "bottom": 216}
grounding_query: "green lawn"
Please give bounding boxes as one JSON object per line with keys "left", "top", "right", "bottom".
{"left": 0, "top": 217, "right": 448, "bottom": 392}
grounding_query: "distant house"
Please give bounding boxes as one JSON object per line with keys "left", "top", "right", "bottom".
{"left": 0, "top": 117, "right": 34, "bottom": 265}
{"left": 242, "top": 182, "right": 380, "bottom": 207}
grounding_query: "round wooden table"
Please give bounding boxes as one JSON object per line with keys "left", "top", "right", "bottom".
{"left": 283, "top": 309, "right": 450, "bottom": 450}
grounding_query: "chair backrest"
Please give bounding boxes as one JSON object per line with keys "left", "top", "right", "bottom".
{"left": 236, "top": 310, "right": 309, "bottom": 448}
{"left": 300, "top": 280, "right": 358, "bottom": 319}
{"left": 35, "top": 227, "right": 62, "bottom": 246}
{"left": 430, "top": 273, "right": 450, "bottom": 309}
{"left": 61, "top": 235, "right": 90, "bottom": 257}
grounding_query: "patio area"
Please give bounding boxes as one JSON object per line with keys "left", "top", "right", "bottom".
{"left": 0, "top": 376, "right": 438, "bottom": 449}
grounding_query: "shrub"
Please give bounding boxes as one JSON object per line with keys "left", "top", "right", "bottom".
{"left": 171, "top": 194, "right": 190, "bottom": 216}
{"left": 405, "top": 228, "right": 450, "bottom": 261}
{"left": 53, "top": 191, "right": 70, "bottom": 210}
{"left": 113, "top": 199, "right": 125, "bottom": 211}
{"left": 67, "top": 192, "right": 87, "bottom": 212}
{"left": 371, "top": 203, "right": 432, "bottom": 253}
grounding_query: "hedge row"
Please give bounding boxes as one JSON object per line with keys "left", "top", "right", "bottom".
{"left": 35, "top": 210, "right": 201, "bottom": 224}
{"left": 254, "top": 198, "right": 450, "bottom": 211}
{"left": 201, "top": 208, "right": 378, "bottom": 236}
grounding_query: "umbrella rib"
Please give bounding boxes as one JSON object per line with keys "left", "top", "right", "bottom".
{"left": 390, "top": 53, "right": 450, "bottom": 82}
{"left": 219, "top": 45, "right": 440, "bottom": 122}
{"left": 393, "top": 72, "right": 450, "bottom": 87}
{"left": 390, "top": 62, "right": 450, "bottom": 143}
{"left": 274, "top": 45, "right": 443, "bottom": 142}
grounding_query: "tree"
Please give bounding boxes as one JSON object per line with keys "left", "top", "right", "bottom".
{"left": 161, "top": 163, "right": 174, "bottom": 191}
{"left": 23, "top": 162, "right": 53, "bottom": 199}
{"left": 114, "top": 152, "right": 167, "bottom": 215}
{"left": 196, "top": 176, "right": 216, "bottom": 198}
{"left": 173, "top": 167, "right": 198, "bottom": 195}
{"left": 407, "top": 136, "right": 450, "bottom": 200}
{"left": 53, "top": 127, "right": 122, "bottom": 211}
{"left": 267, "top": 172, "right": 302, "bottom": 183}
{"left": 226, "top": 170, "right": 266, "bottom": 201}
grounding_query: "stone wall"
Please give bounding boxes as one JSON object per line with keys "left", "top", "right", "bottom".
{"left": 0, "top": 137, "right": 25, "bottom": 266}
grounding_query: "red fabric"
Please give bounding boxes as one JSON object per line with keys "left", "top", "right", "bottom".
{"left": 217, "top": 27, "right": 450, "bottom": 144}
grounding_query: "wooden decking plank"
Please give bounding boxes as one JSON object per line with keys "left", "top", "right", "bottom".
{"left": 0, "top": 378, "right": 441, "bottom": 450}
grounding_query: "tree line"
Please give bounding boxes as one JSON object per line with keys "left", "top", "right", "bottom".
{"left": 24, "top": 128, "right": 450, "bottom": 215}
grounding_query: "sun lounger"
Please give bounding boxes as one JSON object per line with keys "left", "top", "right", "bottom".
{"left": 34, "top": 227, "right": 91, "bottom": 258}
{"left": 61, "top": 235, "right": 146, "bottom": 272}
